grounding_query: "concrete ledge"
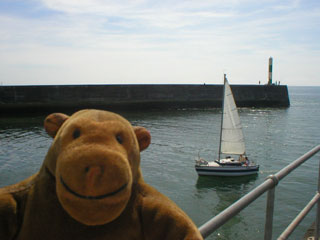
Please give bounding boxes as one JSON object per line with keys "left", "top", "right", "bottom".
{"left": 304, "top": 222, "right": 317, "bottom": 240}
{"left": 0, "top": 84, "right": 290, "bottom": 114}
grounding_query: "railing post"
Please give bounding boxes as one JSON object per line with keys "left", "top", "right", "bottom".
{"left": 315, "top": 159, "right": 320, "bottom": 240}
{"left": 264, "top": 175, "right": 279, "bottom": 240}
{"left": 264, "top": 187, "right": 275, "bottom": 240}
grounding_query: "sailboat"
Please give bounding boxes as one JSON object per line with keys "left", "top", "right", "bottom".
{"left": 195, "top": 74, "right": 259, "bottom": 177}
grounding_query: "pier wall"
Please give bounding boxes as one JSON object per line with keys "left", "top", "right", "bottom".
{"left": 0, "top": 84, "right": 290, "bottom": 114}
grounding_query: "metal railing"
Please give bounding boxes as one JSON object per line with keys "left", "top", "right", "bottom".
{"left": 199, "top": 145, "right": 320, "bottom": 239}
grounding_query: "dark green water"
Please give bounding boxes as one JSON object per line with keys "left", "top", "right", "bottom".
{"left": 0, "top": 86, "right": 319, "bottom": 239}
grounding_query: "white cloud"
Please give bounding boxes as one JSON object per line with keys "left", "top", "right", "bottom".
{"left": 40, "top": 0, "right": 140, "bottom": 14}
{"left": 0, "top": 0, "right": 319, "bottom": 86}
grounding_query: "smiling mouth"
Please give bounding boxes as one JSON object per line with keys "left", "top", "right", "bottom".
{"left": 60, "top": 176, "right": 128, "bottom": 200}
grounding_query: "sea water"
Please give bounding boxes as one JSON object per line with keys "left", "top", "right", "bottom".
{"left": 0, "top": 86, "right": 319, "bottom": 239}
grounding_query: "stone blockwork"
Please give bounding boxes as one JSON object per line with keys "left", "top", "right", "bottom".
{"left": 0, "top": 84, "right": 290, "bottom": 114}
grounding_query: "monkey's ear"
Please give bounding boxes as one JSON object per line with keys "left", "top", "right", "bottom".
{"left": 44, "top": 113, "right": 69, "bottom": 138}
{"left": 133, "top": 126, "right": 151, "bottom": 152}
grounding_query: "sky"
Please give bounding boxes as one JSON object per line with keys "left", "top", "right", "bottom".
{"left": 0, "top": 0, "right": 319, "bottom": 86}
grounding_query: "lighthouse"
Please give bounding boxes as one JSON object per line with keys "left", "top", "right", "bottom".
{"left": 268, "top": 57, "right": 273, "bottom": 85}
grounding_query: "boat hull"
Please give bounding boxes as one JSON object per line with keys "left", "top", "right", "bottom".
{"left": 195, "top": 165, "right": 259, "bottom": 177}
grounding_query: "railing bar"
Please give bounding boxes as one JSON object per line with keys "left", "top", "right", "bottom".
{"left": 278, "top": 193, "right": 320, "bottom": 240}
{"left": 199, "top": 179, "right": 274, "bottom": 238}
{"left": 275, "top": 145, "right": 320, "bottom": 181}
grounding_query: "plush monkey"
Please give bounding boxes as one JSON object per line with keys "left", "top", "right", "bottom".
{"left": 0, "top": 109, "right": 203, "bottom": 240}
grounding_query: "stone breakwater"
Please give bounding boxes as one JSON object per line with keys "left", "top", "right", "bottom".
{"left": 0, "top": 84, "right": 290, "bottom": 114}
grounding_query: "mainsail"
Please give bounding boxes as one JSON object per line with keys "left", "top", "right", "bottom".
{"left": 220, "top": 79, "right": 246, "bottom": 155}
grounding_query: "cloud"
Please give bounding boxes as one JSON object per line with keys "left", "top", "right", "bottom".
{"left": 0, "top": 0, "right": 319, "bottom": 85}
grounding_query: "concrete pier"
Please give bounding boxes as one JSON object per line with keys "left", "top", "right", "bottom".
{"left": 0, "top": 84, "right": 290, "bottom": 114}
{"left": 304, "top": 222, "right": 317, "bottom": 240}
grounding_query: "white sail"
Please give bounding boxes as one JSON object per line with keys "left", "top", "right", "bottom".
{"left": 220, "top": 79, "right": 246, "bottom": 155}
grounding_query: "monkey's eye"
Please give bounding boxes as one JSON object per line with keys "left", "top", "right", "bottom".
{"left": 73, "top": 129, "right": 81, "bottom": 139}
{"left": 116, "top": 134, "right": 123, "bottom": 144}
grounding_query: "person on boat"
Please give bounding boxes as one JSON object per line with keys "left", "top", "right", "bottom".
{"left": 239, "top": 155, "right": 249, "bottom": 166}
{"left": 239, "top": 154, "right": 245, "bottom": 162}
{"left": 245, "top": 157, "right": 249, "bottom": 165}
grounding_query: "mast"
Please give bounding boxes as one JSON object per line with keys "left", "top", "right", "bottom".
{"left": 218, "top": 74, "right": 226, "bottom": 162}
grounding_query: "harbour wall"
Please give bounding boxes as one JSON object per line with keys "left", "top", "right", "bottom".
{"left": 0, "top": 84, "right": 290, "bottom": 114}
